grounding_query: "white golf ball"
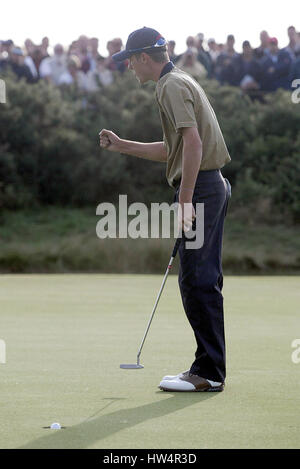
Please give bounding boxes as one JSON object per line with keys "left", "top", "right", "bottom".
{"left": 50, "top": 422, "right": 61, "bottom": 430}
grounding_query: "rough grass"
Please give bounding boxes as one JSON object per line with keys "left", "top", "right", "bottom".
{"left": 0, "top": 207, "right": 299, "bottom": 274}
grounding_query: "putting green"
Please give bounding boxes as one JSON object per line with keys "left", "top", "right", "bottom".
{"left": 0, "top": 274, "right": 299, "bottom": 449}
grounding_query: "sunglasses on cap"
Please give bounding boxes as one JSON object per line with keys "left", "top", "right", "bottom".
{"left": 112, "top": 37, "right": 167, "bottom": 62}
{"left": 127, "top": 37, "right": 167, "bottom": 55}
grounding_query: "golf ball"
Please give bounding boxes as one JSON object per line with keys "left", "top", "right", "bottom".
{"left": 50, "top": 422, "right": 61, "bottom": 430}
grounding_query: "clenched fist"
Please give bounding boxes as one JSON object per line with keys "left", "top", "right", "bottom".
{"left": 99, "top": 129, "right": 121, "bottom": 152}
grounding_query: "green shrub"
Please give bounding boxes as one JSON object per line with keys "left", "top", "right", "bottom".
{"left": 0, "top": 71, "right": 299, "bottom": 222}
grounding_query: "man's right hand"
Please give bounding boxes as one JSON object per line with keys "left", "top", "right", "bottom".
{"left": 99, "top": 133, "right": 167, "bottom": 162}
{"left": 99, "top": 129, "right": 121, "bottom": 152}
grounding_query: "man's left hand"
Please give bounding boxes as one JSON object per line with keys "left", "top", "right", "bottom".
{"left": 178, "top": 200, "right": 196, "bottom": 233}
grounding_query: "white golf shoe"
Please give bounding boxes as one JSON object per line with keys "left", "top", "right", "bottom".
{"left": 159, "top": 373, "right": 224, "bottom": 392}
{"left": 161, "top": 370, "right": 190, "bottom": 381}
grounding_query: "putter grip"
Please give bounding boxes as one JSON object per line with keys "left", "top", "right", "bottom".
{"left": 171, "top": 235, "right": 182, "bottom": 258}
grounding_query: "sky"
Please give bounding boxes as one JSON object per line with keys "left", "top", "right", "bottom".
{"left": 2, "top": 0, "right": 299, "bottom": 55}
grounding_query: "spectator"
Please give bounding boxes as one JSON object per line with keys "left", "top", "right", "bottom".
{"left": 41, "top": 37, "right": 50, "bottom": 58}
{"left": 72, "top": 35, "right": 93, "bottom": 73}
{"left": 41, "top": 37, "right": 49, "bottom": 54}
{"left": 167, "top": 40, "right": 178, "bottom": 63}
{"left": 260, "top": 37, "right": 292, "bottom": 91}
{"left": 39, "top": 43, "right": 67, "bottom": 85}
{"left": 24, "top": 39, "right": 39, "bottom": 79}
{"left": 96, "top": 56, "right": 114, "bottom": 87}
{"left": 207, "top": 38, "right": 220, "bottom": 76}
{"left": 29, "top": 46, "right": 45, "bottom": 81}
{"left": 207, "top": 38, "right": 219, "bottom": 63}
{"left": 81, "top": 56, "right": 91, "bottom": 75}
{"left": 58, "top": 54, "right": 103, "bottom": 92}
{"left": 174, "top": 36, "right": 195, "bottom": 64}
{"left": 24, "top": 55, "right": 38, "bottom": 80}
{"left": 195, "top": 32, "right": 212, "bottom": 75}
{"left": 24, "top": 39, "right": 48, "bottom": 78}
{"left": 0, "top": 43, "right": 5, "bottom": 70}
{"left": 24, "top": 38, "right": 35, "bottom": 55}
{"left": 215, "top": 35, "right": 239, "bottom": 85}
{"left": 106, "top": 40, "right": 114, "bottom": 61}
{"left": 77, "top": 35, "right": 89, "bottom": 61}
{"left": 176, "top": 47, "right": 207, "bottom": 80}
{"left": 290, "top": 49, "right": 300, "bottom": 85}
{"left": 105, "top": 38, "right": 127, "bottom": 73}
{"left": 186, "top": 35, "right": 196, "bottom": 48}
{"left": 225, "top": 34, "right": 237, "bottom": 56}
{"left": 0, "top": 39, "right": 13, "bottom": 61}
{"left": 79, "top": 45, "right": 92, "bottom": 73}
{"left": 2, "top": 46, "right": 34, "bottom": 82}
{"left": 68, "top": 40, "right": 79, "bottom": 56}
{"left": 233, "top": 41, "right": 262, "bottom": 94}
{"left": 77, "top": 56, "right": 100, "bottom": 92}
{"left": 89, "top": 37, "right": 103, "bottom": 71}
{"left": 254, "top": 30, "right": 270, "bottom": 60}
{"left": 284, "top": 26, "right": 299, "bottom": 60}
{"left": 177, "top": 35, "right": 208, "bottom": 66}
{"left": 58, "top": 55, "right": 81, "bottom": 85}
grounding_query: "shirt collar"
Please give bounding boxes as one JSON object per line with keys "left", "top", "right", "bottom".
{"left": 159, "top": 61, "right": 174, "bottom": 79}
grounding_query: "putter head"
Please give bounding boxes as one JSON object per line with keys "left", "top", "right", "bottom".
{"left": 120, "top": 364, "right": 144, "bottom": 369}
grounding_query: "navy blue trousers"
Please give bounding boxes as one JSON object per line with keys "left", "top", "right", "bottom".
{"left": 175, "top": 169, "right": 231, "bottom": 383}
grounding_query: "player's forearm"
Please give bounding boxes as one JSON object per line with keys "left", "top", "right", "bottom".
{"left": 118, "top": 140, "right": 167, "bottom": 162}
{"left": 179, "top": 140, "right": 202, "bottom": 202}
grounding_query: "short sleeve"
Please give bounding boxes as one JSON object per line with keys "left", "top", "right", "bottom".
{"left": 39, "top": 57, "right": 51, "bottom": 77}
{"left": 160, "top": 80, "right": 197, "bottom": 133}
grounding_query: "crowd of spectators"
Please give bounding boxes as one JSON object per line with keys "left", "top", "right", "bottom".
{"left": 170, "top": 27, "right": 300, "bottom": 96}
{"left": 1, "top": 27, "right": 299, "bottom": 98}
{"left": 0, "top": 35, "right": 123, "bottom": 91}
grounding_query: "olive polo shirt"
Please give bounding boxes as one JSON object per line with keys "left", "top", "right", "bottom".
{"left": 155, "top": 66, "right": 231, "bottom": 188}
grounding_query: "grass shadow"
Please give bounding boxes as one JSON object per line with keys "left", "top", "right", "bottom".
{"left": 19, "top": 392, "right": 217, "bottom": 449}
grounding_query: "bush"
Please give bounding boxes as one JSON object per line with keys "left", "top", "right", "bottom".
{"left": 0, "top": 71, "right": 299, "bottom": 223}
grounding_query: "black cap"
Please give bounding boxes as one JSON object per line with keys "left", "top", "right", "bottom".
{"left": 112, "top": 27, "right": 166, "bottom": 62}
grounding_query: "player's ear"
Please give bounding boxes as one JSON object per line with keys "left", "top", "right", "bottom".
{"left": 141, "top": 52, "right": 148, "bottom": 64}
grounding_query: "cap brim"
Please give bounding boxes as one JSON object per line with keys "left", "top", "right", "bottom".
{"left": 112, "top": 50, "right": 130, "bottom": 62}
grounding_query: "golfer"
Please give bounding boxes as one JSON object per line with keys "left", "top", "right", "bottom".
{"left": 99, "top": 27, "right": 231, "bottom": 392}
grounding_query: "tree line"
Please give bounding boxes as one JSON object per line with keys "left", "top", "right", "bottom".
{"left": 0, "top": 70, "right": 299, "bottom": 224}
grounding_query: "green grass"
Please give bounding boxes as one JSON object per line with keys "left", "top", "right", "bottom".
{"left": 0, "top": 208, "right": 300, "bottom": 273}
{"left": 0, "top": 274, "right": 299, "bottom": 449}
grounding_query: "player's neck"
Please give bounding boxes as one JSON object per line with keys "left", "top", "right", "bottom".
{"left": 151, "top": 61, "right": 170, "bottom": 82}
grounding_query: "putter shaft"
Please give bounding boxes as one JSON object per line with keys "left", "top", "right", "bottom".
{"left": 121, "top": 236, "right": 182, "bottom": 370}
{"left": 136, "top": 245, "right": 179, "bottom": 364}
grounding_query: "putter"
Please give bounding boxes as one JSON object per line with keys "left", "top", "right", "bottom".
{"left": 120, "top": 235, "right": 182, "bottom": 370}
